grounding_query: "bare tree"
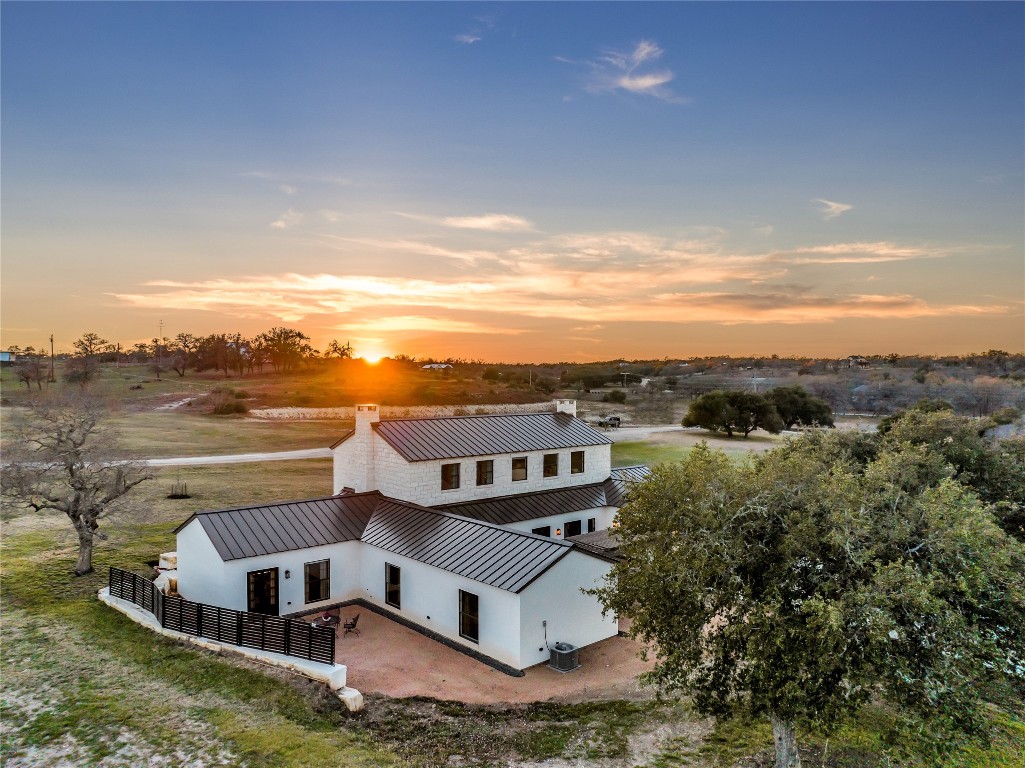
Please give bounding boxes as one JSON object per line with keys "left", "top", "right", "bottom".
{"left": 14, "top": 358, "right": 45, "bottom": 391}
{"left": 1, "top": 396, "right": 151, "bottom": 575}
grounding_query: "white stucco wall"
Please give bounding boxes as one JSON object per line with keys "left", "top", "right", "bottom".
{"left": 176, "top": 521, "right": 229, "bottom": 607}
{"left": 501, "top": 506, "right": 619, "bottom": 539}
{"left": 358, "top": 544, "right": 524, "bottom": 668}
{"left": 176, "top": 523, "right": 364, "bottom": 615}
{"left": 372, "top": 443, "right": 612, "bottom": 507}
{"left": 518, "top": 551, "right": 617, "bottom": 669}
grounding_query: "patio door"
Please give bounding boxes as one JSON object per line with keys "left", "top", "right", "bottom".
{"left": 247, "top": 568, "right": 279, "bottom": 615}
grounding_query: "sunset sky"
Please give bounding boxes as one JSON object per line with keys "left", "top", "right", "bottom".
{"left": 2, "top": 2, "right": 1022, "bottom": 361}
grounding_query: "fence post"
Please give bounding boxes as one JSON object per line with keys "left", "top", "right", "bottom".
{"left": 237, "top": 611, "right": 243, "bottom": 646}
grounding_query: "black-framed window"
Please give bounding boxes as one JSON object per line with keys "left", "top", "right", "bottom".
{"left": 441, "top": 463, "right": 460, "bottom": 490}
{"left": 571, "top": 450, "right": 585, "bottom": 474}
{"left": 385, "top": 563, "right": 401, "bottom": 609}
{"left": 543, "top": 453, "right": 559, "bottom": 477}
{"left": 459, "top": 589, "right": 479, "bottom": 643}
{"left": 304, "top": 559, "right": 330, "bottom": 604}
{"left": 532, "top": 525, "right": 551, "bottom": 537}
{"left": 476, "top": 459, "right": 494, "bottom": 486}
{"left": 511, "top": 456, "right": 528, "bottom": 482}
{"left": 564, "top": 520, "right": 582, "bottom": 538}
{"left": 587, "top": 517, "right": 596, "bottom": 533}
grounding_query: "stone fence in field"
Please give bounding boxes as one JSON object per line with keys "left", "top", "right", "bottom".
{"left": 247, "top": 402, "right": 556, "bottom": 421}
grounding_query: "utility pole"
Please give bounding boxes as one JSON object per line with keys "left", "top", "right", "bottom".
{"left": 158, "top": 320, "right": 164, "bottom": 365}
{"left": 48, "top": 334, "right": 56, "bottom": 382}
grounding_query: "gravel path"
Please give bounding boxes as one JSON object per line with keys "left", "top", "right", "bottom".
{"left": 141, "top": 448, "right": 332, "bottom": 467}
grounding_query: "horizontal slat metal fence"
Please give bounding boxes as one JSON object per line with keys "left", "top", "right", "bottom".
{"left": 108, "top": 568, "right": 335, "bottom": 665}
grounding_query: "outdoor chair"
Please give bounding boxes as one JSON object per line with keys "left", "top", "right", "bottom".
{"left": 343, "top": 613, "right": 360, "bottom": 637}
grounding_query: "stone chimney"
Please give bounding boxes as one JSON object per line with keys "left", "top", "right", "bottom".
{"left": 334, "top": 404, "right": 380, "bottom": 493}
{"left": 555, "top": 399, "right": 577, "bottom": 417}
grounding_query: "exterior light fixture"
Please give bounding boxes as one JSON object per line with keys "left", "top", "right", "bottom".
{"left": 284, "top": 570, "right": 291, "bottom": 579}
{"left": 555, "top": 528, "right": 562, "bottom": 536}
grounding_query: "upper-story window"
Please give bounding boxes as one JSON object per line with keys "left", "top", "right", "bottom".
{"left": 511, "top": 456, "right": 528, "bottom": 482}
{"left": 476, "top": 459, "right": 494, "bottom": 486}
{"left": 571, "top": 450, "right": 585, "bottom": 474}
{"left": 543, "top": 453, "right": 559, "bottom": 478}
{"left": 441, "top": 463, "right": 460, "bottom": 490}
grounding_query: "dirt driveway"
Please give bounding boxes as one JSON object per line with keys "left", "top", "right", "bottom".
{"left": 325, "top": 610, "right": 654, "bottom": 705}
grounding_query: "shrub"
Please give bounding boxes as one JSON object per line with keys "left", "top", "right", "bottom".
{"left": 211, "top": 396, "right": 249, "bottom": 415}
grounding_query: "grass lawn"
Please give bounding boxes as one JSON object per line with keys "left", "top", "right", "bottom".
{"left": 108, "top": 413, "right": 350, "bottom": 458}
{"left": 612, "top": 440, "right": 693, "bottom": 467}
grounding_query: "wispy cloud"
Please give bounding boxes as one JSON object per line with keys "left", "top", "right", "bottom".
{"left": 339, "top": 316, "right": 524, "bottom": 335}
{"left": 392, "top": 211, "right": 535, "bottom": 233}
{"left": 815, "top": 198, "right": 853, "bottom": 220}
{"left": 280, "top": 184, "right": 297, "bottom": 196}
{"left": 441, "top": 213, "right": 534, "bottom": 232}
{"left": 455, "top": 34, "right": 481, "bottom": 44}
{"left": 584, "top": 40, "right": 686, "bottom": 102}
{"left": 269, "top": 209, "right": 303, "bottom": 230}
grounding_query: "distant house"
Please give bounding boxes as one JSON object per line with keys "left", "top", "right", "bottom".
{"left": 174, "top": 400, "right": 649, "bottom": 673}
{"left": 0, "top": 351, "right": 16, "bottom": 365}
{"left": 421, "top": 363, "right": 453, "bottom": 370}
{"left": 845, "top": 356, "right": 870, "bottom": 369}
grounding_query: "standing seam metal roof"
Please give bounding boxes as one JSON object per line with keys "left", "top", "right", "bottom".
{"left": 435, "top": 483, "right": 612, "bottom": 525}
{"left": 372, "top": 412, "right": 612, "bottom": 462}
{"left": 176, "top": 493, "right": 382, "bottom": 562}
{"left": 360, "top": 501, "right": 573, "bottom": 593}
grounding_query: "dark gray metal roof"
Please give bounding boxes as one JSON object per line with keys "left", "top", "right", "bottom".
{"left": 435, "top": 483, "right": 612, "bottom": 525}
{"left": 176, "top": 493, "right": 381, "bottom": 562}
{"left": 567, "top": 529, "right": 622, "bottom": 558}
{"left": 361, "top": 501, "right": 573, "bottom": 593}
{"left": 611, "top": 465, "right": 651, "bottom": 482}
{"left": 329, "top": 429, "right": 355, "bottom": 449}
{"left": 373, "top": 412, "right": 611, "bottom": 462}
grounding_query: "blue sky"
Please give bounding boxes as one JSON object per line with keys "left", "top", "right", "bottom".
{"left": 2, "top": 1, "right": 1022, "bottom": 360}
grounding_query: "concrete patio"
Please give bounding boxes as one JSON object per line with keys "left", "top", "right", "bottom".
{"left": 317, "top": 608, "right": 655, "bottom": 704}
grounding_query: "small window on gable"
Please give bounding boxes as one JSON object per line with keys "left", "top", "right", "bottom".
{"left": 511, "top": 456, "right": 528, "bottom": 482}
{"left": 587, "top": 517, "right": 596, "bottom": 533}
{"left": 543, "top": 453, "right": 558, "bottom": 478}
{"left": 304, "top": 559, "right": 330, "bottom": 604}
{"left": 571, "top": 450, "right": 585, "bottom": 474}
{"left": 564, "top": 520, "right": 582, "bottom": 538}
{"left": 476, "top": 459, "right": 494, "bottom": 486}
{"left": 532, "top": 525, "right": 551, "bottom": 537}
{"left": 441, "top": 463, "right": 460, "bottom": 490}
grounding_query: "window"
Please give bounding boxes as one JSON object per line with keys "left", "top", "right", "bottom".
{"left": 304, "top": 560, "right": 330, "bottom": 604}
{"left": 587, "top": 517, "right": 596, "bottom": 533}
{"left": 543, "top": 453, "right": 559, "bottom": 478}
{"left": 385, "top": 563, "right": 401, "bottom": 609}
{"left": 511, "top": 456, "right": 528, "bottom": 482}
{"left": 571, "top": 450, "right": 585, "bottom": 474}
{"left": 441, "top": 463, "right": 460, "bottom": 490}
{"left": 532, "top": 525, "right": 551, "bottom": 537}
{"left": 564, "top": 520, "right": 582, "bottom": 538}
{"left": 476, "top": 459, "right": 494, "bottom": 486}
{"left": 459, "top": 590, "right": 479, "bottom": 643}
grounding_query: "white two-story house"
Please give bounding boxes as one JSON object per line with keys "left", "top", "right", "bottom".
{"left": 175, "top": 400, "right": 645, "bottom": 673}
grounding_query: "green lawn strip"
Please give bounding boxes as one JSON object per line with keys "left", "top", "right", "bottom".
{"left": 612, "top": 441, "right": 693, "bottom": 468}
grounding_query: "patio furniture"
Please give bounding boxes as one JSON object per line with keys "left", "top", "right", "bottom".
{"left": 343, "top": 613, "right": 360, "bottom": 637}
{"left": 313, "top": 609, "right": 340, "bottom": 629}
